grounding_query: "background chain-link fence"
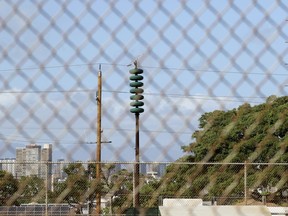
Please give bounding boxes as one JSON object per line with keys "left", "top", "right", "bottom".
{"left": 0, "top": 0, "right": 288, "bottom": 215}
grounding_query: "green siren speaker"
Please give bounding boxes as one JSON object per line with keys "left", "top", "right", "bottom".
{"left": 129, "top": 68, "right": 144, "bottom": 114}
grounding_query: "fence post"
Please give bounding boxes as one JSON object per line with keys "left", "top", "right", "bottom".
{"left": 45, "top": 161, "right": 48, "bottom": 216}
{"left": 244, "top": 161, "right": 247, "bottom": 205}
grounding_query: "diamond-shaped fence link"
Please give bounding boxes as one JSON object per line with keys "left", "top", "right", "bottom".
{"left": 0, "top": 0, "right": 288, "bottom": 215}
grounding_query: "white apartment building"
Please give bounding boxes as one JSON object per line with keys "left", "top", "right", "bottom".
{"left": 0, "top": 158, "right": 16, "bottom": 176}
{"left": 15, "top": 144, "right": 52, "bottom": 180}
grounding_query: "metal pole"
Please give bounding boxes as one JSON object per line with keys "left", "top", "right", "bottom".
{"left": 110, "top": 196, "right": 113, "bottom": 215}
{"left": 96, "top": 66, "right": 102, "bottom": 215}
{"left": 133, "top": 113, "right": 140, "bottom": 208}
{"left": 45, "top": 162, "right": 48, "bottom": 216}
{"left": 130, "top": 60, "right": 143, "bottom": 209}
{"left": 244, "top": 161, "right": 247, "bottom": 205}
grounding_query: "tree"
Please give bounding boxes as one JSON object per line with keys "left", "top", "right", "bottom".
{"left": 18, "top": 175, "right": 45, "bottom": 204}
{"left": 171, "top": 96, "right": 288, "bottom": 205}
{"left": 53, "top": 163, "right": 89, "bottom": 213}
{"left": 0, "top": 170, "right": 18, "bottom": 205}
{"left": 52, "top": 162, "right": 131, "bottom": 214}
{"left": 109, "top": 169, "right": 133, "bottom": 213}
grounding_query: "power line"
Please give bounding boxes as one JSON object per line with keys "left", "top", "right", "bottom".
{"left": 0, "top": 88, "right": 265, "bottom": 103}
{"left": 0, "top": 89, "right": 95, "bottom": 94}
{"left": 0, "top": 127, "right": 192, "bottom": 144}
{"left": 0, "top": 63, "right": 100, "bottom": 72}
{"left": 141, "top": 65, "right": 288, "bottom": 76}
{"left": 0, "top": 62, "right": 287, "bottom": 76}
{"left": 0, "top": 127, "right": 192, "bottom": 135}
{"left": 103, "top": 90, "right": 266, "bottom": 99}
{"left": 102, "top": 90, "right": 265, "bottom": 103}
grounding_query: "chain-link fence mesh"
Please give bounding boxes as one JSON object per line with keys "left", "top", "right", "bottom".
{"left": 0, "top": 161, "right": 288, "bottom": 215}
{"left": 0, "top": 0, "right": 288, "bottom": 215}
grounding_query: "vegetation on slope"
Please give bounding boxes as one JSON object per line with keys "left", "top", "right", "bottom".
{"left": 160, "top": 95, "right": 288, "bottom": 205}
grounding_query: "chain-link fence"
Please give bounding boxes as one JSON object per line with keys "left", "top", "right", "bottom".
{"left": 0, "top": 0, "right": 288, "bottom": 215}
{"left": 0, "top": 161, "right": 288, "bottom": 215}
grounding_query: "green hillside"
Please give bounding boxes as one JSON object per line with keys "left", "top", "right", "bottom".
{"left": 156, "top": 96, "right": 288, "bottom": 205}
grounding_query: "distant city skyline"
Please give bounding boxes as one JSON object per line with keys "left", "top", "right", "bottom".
{"left": 0, "top": 143, "right": 168, "bottom": 181}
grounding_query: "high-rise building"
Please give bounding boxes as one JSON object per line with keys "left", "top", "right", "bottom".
{"left": 140, "top": 162, "right": 147, "bottom": 174}
{"left": 54, "top": 159, "right": 68, "bottom": 180}
{"left": 157, "top": 163, "right": 167, "bottom": 177}
{"left": 41, "top": 144, "right": 52, "bottom": 180}
{"left": 15, "top": 144, "right": 52, "bottom": 180}
{"left": 0, "top": 158, "right": 16, "bottom": 176}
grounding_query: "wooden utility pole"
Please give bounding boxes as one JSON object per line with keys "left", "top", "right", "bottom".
{"left": 96, "top": 65, "right": 102, "bottom": 215}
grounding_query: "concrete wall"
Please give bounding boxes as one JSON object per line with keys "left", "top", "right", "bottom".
{"left": 159, "top": 205, "right": 271, "bottom": 216}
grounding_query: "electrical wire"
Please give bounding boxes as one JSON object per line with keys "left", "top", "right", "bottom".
{"left": 103, "top": 90, "right": 266, "bottom": 99}
{"left": 0, "top": 88, "right": 265, "bottom": 104}
{"left": 0, "top": 89, "right": 95, "bottom": 94}
{"left": 102, "top": 90, "right": 264, "bottom": 104}
{"left": 0, "top": 127, "right": 192, "bottom": 144}
{"left": 0, "top": 62, "right": 287, "bottom": 76}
